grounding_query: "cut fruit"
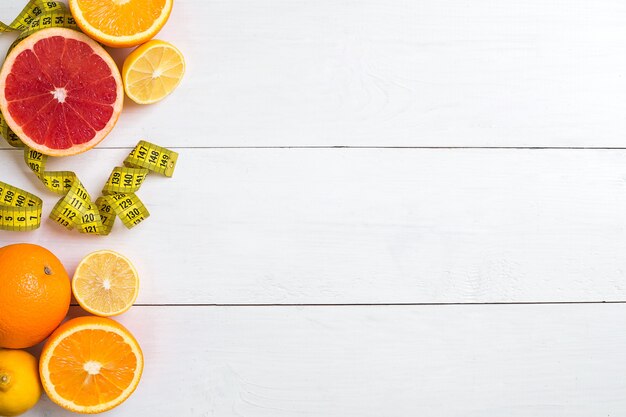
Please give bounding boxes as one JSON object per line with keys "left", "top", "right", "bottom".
{"left": 72, "top": 250, "right": 139, "bottom": 317}
{"left": 122, "top": 40, "right": 185, "bottom": 104}
{"left": 0, "top": 28, "right": 123, "bottom": 156}
{"left": 39, "top": 316, "right": 143, "bottom": 414}
{"left": 69, "top": 0, "right": 173, "bottom": 48}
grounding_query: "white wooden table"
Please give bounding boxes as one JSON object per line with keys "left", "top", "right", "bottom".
{"left": 2, "top": 0, "right": 626, "bottom": 415}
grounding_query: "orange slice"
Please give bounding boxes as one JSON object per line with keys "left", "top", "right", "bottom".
{"left": 39, "top": 316, "right": 143, "bottom": 414}
{"left": 69, "top": 0, "right": 173, "bottom": 48}
{"left": 122, "top": 40, "right": 185, "bottom": 104}
{"left": 72, "top": 250, "right": 139, "bottom": 317}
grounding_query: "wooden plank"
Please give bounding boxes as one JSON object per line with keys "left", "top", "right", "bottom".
{"left": 2, "top": 147, "right": 626, "bottom": 304}
{"left": 2, "top": 0, "right": 626, "bottom": 148}
{"left": 23, "top": 304, "right": 626, "bottom": 416}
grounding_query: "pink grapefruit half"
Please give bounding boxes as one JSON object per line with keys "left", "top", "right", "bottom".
{"left": 0, "top": 28, "right": 123, "bottom": 156}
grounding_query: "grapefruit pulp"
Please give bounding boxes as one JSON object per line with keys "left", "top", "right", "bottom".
{"left": 0, "top": 28, "right": 123, "bottom": 156}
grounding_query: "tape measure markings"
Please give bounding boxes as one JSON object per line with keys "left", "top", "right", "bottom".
{"left": 12, "top": 141, "right": 179, "bottom": 234}
{"left": 0, "top": 181, "right": 42, "bottom": 231}
{"left": 0, "top": 1, "right": 178, "bottom": 234}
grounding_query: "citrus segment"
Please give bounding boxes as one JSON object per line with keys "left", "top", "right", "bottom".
{"left": 69, "top": 0, "right": 173, "bottom": 48}
{"left": 123, "top": 40, "right": 185, "bottom": 104}
{"left": 72, "top": 250, "right": 139, "bottom": 317}
{"left": 0, "top": 243, "right": 71, "bottom": 349}
{"left": 40, "top": 316, "right": 143, "bottom": 414}
{"left": 0, "top": 28, "right": 123, "bottom": 156}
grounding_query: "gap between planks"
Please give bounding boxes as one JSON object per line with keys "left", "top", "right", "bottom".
{"left": 7, "top": 146, "right": 626, "bottom": 151}
{"left": 69, "top": 301, "right": 626, "bottom": 307}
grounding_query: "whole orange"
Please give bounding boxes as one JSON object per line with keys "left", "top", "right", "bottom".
{"left": 0, "top": 243, "right": 71, "bottom": 348}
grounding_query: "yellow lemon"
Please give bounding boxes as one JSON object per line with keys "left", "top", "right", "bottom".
{"left": 0, "top": 349, "right": 42, "bottom": 416}
{"left": 122, "top": 40, "right": 186, "bottom": 104}
{"left": 72, "top": 250, "right": 140, "bottom": 317}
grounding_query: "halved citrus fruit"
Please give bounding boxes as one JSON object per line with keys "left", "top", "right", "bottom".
{"left": 0, "top": 28, "right": 123, "bottom": 156}
{"left": 69, "top": 0, "right": 173, "bottom": 48}
{"left": 122, "top": 40, "right": 185, "bottom": 104}
{"left": 72, "top": 250, "right": 140, "bottom": 317}
{"left": 40, "top": 316, "right": 143, "bottom": 414}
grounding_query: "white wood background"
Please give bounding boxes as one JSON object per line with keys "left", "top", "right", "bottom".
{"left": 0, "top": 0, "right": 625, "bottom": 415}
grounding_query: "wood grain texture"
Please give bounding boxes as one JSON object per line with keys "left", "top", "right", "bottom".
{"left": 2, "top": 0, "right": 626, "bottom": 148}
{"left": 2, "top": 147, "right": 626, "bottom": 304}
{"left": 1, "top": 1, "right": 624, "bottom": 416}
{"left": 22, "top": 304, "right": 626, "bottom": 416}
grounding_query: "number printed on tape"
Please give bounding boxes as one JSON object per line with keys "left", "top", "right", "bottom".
{"left": 0, "top": 2, "right": 178, "bottom": 234}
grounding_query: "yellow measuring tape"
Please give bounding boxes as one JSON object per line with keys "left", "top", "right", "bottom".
{"left": 24, "top": 141, "right": 177, "bottom": 234}
{"left": 0, "top": 1, "right": 178, "bottom": 234}
{"left": 0, "top": 181, "right": 42, "bottom": 231}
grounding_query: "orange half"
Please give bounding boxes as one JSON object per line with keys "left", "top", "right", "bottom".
{"left": 69, "top": 0, "right": 173, "bottom": 48}
{"left": 39, "top": 316, "right": 143, "bottom": 414}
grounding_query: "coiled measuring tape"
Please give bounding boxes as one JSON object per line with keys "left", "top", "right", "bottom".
{"left": 2, "top": 141, "right": 177, "bottom": 234}
{"left": 0, "top": 0, "right": 77, "bottom": 53}
{"left": 0, "top": 181, "right": 42, "bottom": 231}
{"left": 0, "top": 1, "right": 179, "bottom": 234}
{"left": 26, "top": 141, "right": 177, "bottom": 234}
